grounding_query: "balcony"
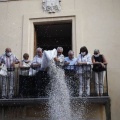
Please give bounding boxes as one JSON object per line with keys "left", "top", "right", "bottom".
{"left": 0, "top": 65, "right": 111, "bottom": 120}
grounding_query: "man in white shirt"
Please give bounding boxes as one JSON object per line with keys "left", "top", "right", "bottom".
{"left": 29, "top": 48, "right": 43, "bottom": 97}
{"left": 0, "top": 48, "right": 19, "bottom": 99}
{"left": 31, "top": 47, "right": 43, "bottom": 71}
{"left": 54, "top": 47, "right": 64, "bottom": 66}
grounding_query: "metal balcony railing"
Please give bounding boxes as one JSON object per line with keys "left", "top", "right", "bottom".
{"left": 0, "top": 64, "right": 108, "bottom": 99}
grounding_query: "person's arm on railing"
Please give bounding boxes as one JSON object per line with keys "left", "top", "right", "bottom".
{"left": 77, "top": 62, "right": 87, "bottom": 65}
{"left": 19, "top": 61, "right": 24, "bottom": 68}
{"left": 54, "top": 55, "right": 64, "bottom": 66}
{"left": 0, "top": 56, "right": 5, "bottom": 66}
{"left": 19, "top": 61, "right": 29, "bottom": 68}
{"left": 31, "top": 56, "right": 41, "bottom": 69}
{"left": 64, "top": 61, "right": 70, "bottom": 65}
{"left": 75, "top": 57, "right": 82, "bottom": 65}
{"left": 102, "top": 54, "right": 107, "bottom": 65}
{"left": 86, "top": 54, "right": 92, "bottom": 64}
{"left": 54, "top": 57, "right": 59, "bottom": 62}
{"left": 11, "top": 61, "right": 20, "bottom": 68}
{"left": 92, "top": 55, "right": 100, "bottom": 64}
{"left": 14, "top": 55, "right": 20, "bottom": 64}
{"left": 92, "top": 55, "right": 107, "bottom": 68}
{"left": 76, "top": 57, "right": 87, "bottom": 65}
{"left": 10, "top": 55, "right": 20, "bottom": 68}
{"left": 77, "top": 54, "right": 92, "bottom": 65}
{"left": 31, "top": 62, "right": 41, "bottom": 68}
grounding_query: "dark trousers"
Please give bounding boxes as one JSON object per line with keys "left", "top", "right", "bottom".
{"left": 35, "top": 71, "right": 50, "bottom": 97}
{"left": 19, "top": 75, "right": 35, "bottom": 97}
{"left": 19, "top": 71, "right": 50, "bottom": 98}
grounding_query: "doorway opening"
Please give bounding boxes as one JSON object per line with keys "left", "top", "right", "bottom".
{"left": 34, "top": 22, "right": 72, "bottom": 56}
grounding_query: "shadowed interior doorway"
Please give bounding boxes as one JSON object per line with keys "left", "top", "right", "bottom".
{"left": 34, "top": 22, "right": 72, "bottom": 56}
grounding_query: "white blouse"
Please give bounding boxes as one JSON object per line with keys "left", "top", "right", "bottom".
{"left": 76, "top": 53, "right": 92, "bottom": 64}
{"left": 76, "top": 53, "right": 92, "bottom": 73}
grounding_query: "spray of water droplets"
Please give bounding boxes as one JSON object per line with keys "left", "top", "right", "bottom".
{"left": 47, "top": 60, "right": 72, "bottom": 120}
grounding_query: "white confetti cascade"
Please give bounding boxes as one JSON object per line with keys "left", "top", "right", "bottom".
{"left": 48, "top": 60, "right": 72, "bottom": 120}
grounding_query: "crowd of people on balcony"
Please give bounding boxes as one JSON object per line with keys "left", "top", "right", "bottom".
{"left": 0, "top": 46, "right": 107, "bottom": 99}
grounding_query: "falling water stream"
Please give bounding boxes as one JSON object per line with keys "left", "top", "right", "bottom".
{"left": 41, "top": 49, "right": 88, "bottom": 120}
{"left": 41, "top": 49, "right": 72, "bottom": 120}
{"left": 48, "top": 60, "right": 72, "bottom": 120}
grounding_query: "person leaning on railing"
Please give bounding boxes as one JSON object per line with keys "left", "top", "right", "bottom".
{"left": 29, "top": 47, "right": 43, "bottom": 76}
{"left": 92, "top": 49, "right": 107, "bottom": 96}
{"left": 54, "top": 47, "right": 64, "bottom": 67}
{"left": 0, "top": 48, "right": 20, "bottom": 99}
{"left": 76, "top": 46, "right": 92, "bottom": 97}
{"left": 19, "top": 53, "right": 31, "bottom": 76}
{"left": 64, "top": 50, "right": 77, "bottom": 70}
{"left": 64, "top": 50, "right": 77, "bottom": 96}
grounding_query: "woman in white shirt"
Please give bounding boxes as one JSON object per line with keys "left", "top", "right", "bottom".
{"left": 76, "top": 46, "right": 92, "bottom": 96}
{"left": 19, "top": 53, "right": 31, "bottom": 76}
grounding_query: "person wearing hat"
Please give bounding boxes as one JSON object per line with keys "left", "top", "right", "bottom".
{"left": 92, "top": 49, "right": 107, "bottom": 96}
